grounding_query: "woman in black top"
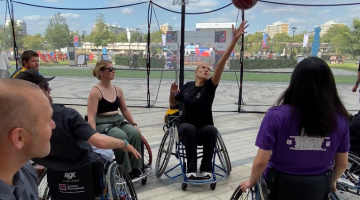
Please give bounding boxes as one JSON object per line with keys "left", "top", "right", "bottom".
{"left": 87, "top": 60, "right": 142, "bottom": 177}
{"left": 169, "top": 20, "right": 248, "bottom": 179}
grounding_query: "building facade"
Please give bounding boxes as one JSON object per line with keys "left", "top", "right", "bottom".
{"left": 160, "top": 23, "right": 173, "bottom": 34}
{"left": 264, "top": 21, "right": 289, "bottom": 39}
{"left": 315, "top": 21, "right": 346, "bottom": 37}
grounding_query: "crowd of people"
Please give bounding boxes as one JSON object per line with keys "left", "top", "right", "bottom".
{"left": 0, "top": 19, "right": 358, "bottom": 200}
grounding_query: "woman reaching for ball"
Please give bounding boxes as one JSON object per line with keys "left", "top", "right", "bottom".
{"left": 169, "top": 20, "right": 248, "bottom": 179}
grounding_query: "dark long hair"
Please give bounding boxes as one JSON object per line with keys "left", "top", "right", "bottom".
{"left": 276, "top": 57, "right": 347, "bottom": 137}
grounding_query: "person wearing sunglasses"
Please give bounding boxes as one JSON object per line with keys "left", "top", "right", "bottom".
{"left": 87, "top": 60, "right": 143, "bottom": 178}
{"left": 15, "top": 69, "right": 141, "bottom": 196}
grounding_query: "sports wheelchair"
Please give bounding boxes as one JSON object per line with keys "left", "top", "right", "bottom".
{"left": 84, "top": 115, "right": 153, "bottom": 185}
{"left": 230, "top": 152, "right": 360, "bottom": 200}
{"left": 155, "top": 109, "right": 232, "bottom": 191}
{"left": 36, "top": 160, "right": 137, "bottom": 200}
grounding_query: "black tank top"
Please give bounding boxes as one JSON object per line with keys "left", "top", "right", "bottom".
{"left": 95, "top": 85, "right": 120, "bottom": 114}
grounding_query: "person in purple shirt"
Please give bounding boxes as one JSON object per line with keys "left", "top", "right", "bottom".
{"left": 240, "top": 57, "right": 349, "bottom": 200}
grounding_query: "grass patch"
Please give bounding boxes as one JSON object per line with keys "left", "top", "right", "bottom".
{"left": 9, "top": 60, "right": 97, "bottom": 67}
{"left": 329, "top": 63, "right": 358, "bottom": 72}
{"left": 9, "top": 68, "right": 355, "bottom": 84}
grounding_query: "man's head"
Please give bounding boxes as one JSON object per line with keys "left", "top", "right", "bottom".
{"left": 21, "top": 50, "right": 39, "bottom": 71}
{"left": 0, "top": 79, "right": 55, "bottom": 160}
{"left": 15, "top": 69, "right": 55, "bottom": 103}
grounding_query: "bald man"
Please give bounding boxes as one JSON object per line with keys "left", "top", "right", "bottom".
{"left": 0, "top": 79, "right": 55, "bottom": 199}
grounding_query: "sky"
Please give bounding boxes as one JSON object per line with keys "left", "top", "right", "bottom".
{"left": 0, "top": 0, "right": 359, "bottom": 36}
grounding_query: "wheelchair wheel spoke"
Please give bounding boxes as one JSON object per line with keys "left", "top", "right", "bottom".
{"left": 108, "top": 164, "right": 137, "bottom": 200}
{"left": 336, "top": 153, "right": 360, "bottom": 199}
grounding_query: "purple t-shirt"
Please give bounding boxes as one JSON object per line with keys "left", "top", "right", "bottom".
{"left": 256, "top": 105, "right": 350, "bottom": 176}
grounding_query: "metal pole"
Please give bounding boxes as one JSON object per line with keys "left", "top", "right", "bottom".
{"left": 8, "top": 0, "right": 19, "bottom": 69}
{"left": 179, "top": 0, "right": 185, "bottom": 88}
{"left": 238, "top": 10, "right": 245, "bottom": 113}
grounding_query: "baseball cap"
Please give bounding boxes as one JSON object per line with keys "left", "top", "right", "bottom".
{"left": 15, "top": 69, "right": 55, "bottom": 85}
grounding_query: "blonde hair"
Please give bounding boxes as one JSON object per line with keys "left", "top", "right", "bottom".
{"left": 92, "top": 60, "right": 112, "bottom": 80}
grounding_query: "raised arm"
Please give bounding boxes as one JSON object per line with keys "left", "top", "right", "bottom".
{"left": 87, "top": 88, "right": 101, "bottom": 130}
{"left": 212, "top": 20, "right": 248, "bottom": 86}
{"left": 169, "top": 82, "right": 180, "bottom": 107}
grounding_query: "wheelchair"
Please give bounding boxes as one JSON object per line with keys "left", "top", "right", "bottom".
{"left": 84, "top": 115, "right": 153, "bottom": 185}
{"left": 36, "top": 161, "right": 137, "bottom": 200}
{"left": 155, "top": 108, "right": 232, "bottom": 191}
{"left": 230, "top": 152, "right": 360, "bottom": 200}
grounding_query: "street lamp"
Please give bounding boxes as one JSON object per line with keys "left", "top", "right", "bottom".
{"left": 82, "top": 31, "right": 87, "bottom": 65}
{"left": 82, "top": 31, "right": 86, "bottom": 54}
{"left": 291, "top": 27, "right": 297, "bottom": 58}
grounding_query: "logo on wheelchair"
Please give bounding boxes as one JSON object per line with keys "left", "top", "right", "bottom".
{"left": 64, "top": 172, "right": 76, "bottom": 179}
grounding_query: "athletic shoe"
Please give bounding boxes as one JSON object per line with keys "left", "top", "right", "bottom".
{"left": 186, "top": 172, "right": 197, "bottom": 179}
{"left": 199, "top": 171, "right": 212, "bottom": 179}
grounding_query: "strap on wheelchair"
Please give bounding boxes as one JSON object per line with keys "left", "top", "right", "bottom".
{"left": 97, "top": 119, "right": 131, "bottom": 135}
{"left": 103, "top": 125, "right": 115, "bottom": 135}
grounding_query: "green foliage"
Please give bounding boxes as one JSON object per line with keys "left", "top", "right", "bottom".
{"left": 138, "top": 57, "right": 165, "bottom": 68}
{"left": 143, "top": 30, "right": 162, "bottom": 43}
{"left": 114, "top": 54, "right": 165, "bottom": 68}
{"left": 22, "top": 34, "right": 45, "bottom": 50}
{"left": 44, "top": 12, "right": 72, "bottom": 49}
{"left": 114, "top": 55, "right": 129, "bottom": 66}
{"left": 130, "top": 32, "right": 143, "bottom": 43}
{"left": 89, "top": 13, "right": 111, "bottom": 48}
{"left": 117, "top": 32, "right": 128, "bottom": 42}
{"left": 321, "top": 24, "right": 351, "bottom": 43}
{"left": 230, "top": 58, "right": 297, "bottom": 70}
{"left": 1, "top": 21, "right": 26, "bottom": 50}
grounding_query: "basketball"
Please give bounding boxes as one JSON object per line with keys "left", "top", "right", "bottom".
{"left": 232, "top": 0, "right": 258, "bottom": 10}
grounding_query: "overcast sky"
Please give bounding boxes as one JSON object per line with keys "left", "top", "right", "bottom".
{"left": 0, "top": 0, "right": 358, "bottom": 36}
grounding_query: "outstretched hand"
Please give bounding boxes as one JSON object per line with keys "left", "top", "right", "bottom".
{"left": 170, "top": 82, "right": 179, "bottom": 94}
{"left": 122, "top": 144, "right": 142, "bottom": 159}
{"left": 232, "top": 20, "right": 249, "bottom": 39}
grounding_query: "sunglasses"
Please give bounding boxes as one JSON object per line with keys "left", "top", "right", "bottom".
{"left": 39, "top": 82, "right": 50, "bottom": 91}
{"left": 102, "top": 67, "right": 116, "bottom": 72}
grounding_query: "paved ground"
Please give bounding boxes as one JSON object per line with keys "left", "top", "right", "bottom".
{"left": 44, "top": 75, "right": 360, "bottom": 200}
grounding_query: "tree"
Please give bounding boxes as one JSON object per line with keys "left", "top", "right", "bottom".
{"left": 342, "top": 18, "right": 360, "bottom": 59}
{"left": 270, "top": 33, "right": 291, "bottom": 54}
{"left": 117, "top": 32, "right": 128, "bottom": 42}
{"left": 1, "top": 21, "right": 26, "bottom": 50}
{"left": 321, "top": 24, "right": 351, "bottom": 43}
{"left": 130, "top": 32, "right": 143, "bottom": 43}
{"left": 44, "top": 12, "right": 72, "bottom": 49}
{"left": 22, "top": 34, "right": 45, "bottom": 50}
{"left": 89, "top": 13, "right": 111, "bottom": 48}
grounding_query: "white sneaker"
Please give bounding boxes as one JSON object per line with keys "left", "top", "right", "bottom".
{"left": 186, "top": 172, "right": 197, "bottom": 179}
{"left": 200, "top": 171, "right": 212, "bottom": 179}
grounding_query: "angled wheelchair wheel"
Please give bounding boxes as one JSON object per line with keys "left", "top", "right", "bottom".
{"left": 141, "top": 135, "right": 152, "bottom": 167}
{"left": 257, "top": 176, "right": 269, "bottom": 200}
{"left": 230, "top": 186, "right": 255, "bottom": 200}
{"left": 216, "top": 132, "right": 232, "bottom": 175}
{"left": 155, "top": 127, "right": 175, "bottom": 178}
{"left": 37, "top": 167, "right": 50, "bottom": 200}
{"left": 107, "top": 163, "right": 138, "bottom": 200}
{"left": 38, "top": 168, "right": 50, "bottom": 200}
{"left": 336, "top": 152, "right": 360, "bottom": 199}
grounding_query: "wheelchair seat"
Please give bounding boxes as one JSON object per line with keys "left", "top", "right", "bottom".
{"left": 260, "top": 168, "right": 332, "bottom": 200}
{"left": 164, "top": 108, "right": 180, "bottom": 124}
{"left": 46, "top": 161, "right": 103, "bottom": 200}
